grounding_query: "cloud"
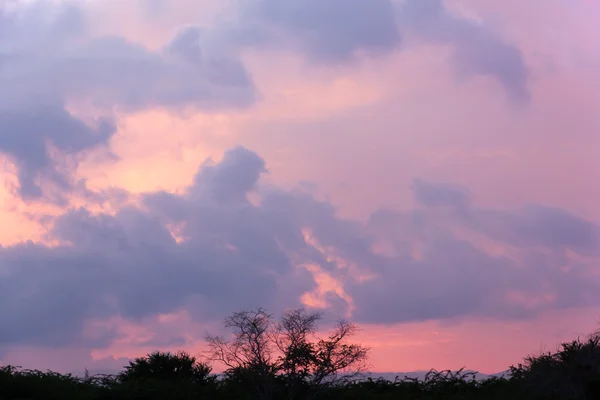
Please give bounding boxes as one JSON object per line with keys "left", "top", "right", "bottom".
{"left": 0, "top": 240, "right": 119, "bottom": 347}
{"left": 0, "top": 3, "right": 255, "bottom": 111}
{"left": 199, "top": 0, "right": 529, "bottom": 92}
{"left": 466, "top": 205, "right": 600, "bottom": 257}
{"left": 0, "top": 1, "right": 255, "bottom": 202}
{"left": 239, "top": 0, "right": 401, "bottom": 62}
{"left": 410, "top": 179, "right": 600, "bottom": 257}
{"left": 351, "top": 179, "right": 600, "bottom": 324}
{"left": 62, "top": 28, "right": 255, "bottom": 112}
{"left": 188, "top": 146, "right": 268, "bottom": 203}
{"left": 398, "top": 0, "right": 529, "bottom": 101}
{"left": 0, "top": 106, "right": 116, "bottom": 203}
{"left": 411, "top": 178, "right": 471, "bottom": 210}
{"left": 0, "top": 147, "right": 314, "bottom": 348}
{"left": 0, "top": 0, "right": 531, "bottom": 203}
{"left": 1, "top": 149, "right": 599, "bottom": 351}
{"left": 224, "top": 0, "right": 528, "bottom": 97}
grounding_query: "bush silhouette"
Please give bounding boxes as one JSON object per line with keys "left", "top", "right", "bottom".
{"left": 111, "top": 351, "right": 217, "bottom": 400}
{"left": 2, "top": 308, "right": 600, "bottom": 399}
{"left": 119, "top": 350, "right": 214, "bottom": 385}
{"left": 510, "top": 335, "right": 600, "bottom": 399}
{"left": 0, "top": 366, "right": 98, "bottom": 400}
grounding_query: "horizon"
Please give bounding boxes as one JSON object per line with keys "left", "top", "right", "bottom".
{"left": 60, "top": 368, "right": 511, "bottom": 383}
{"left": 0, "top": 0, "right": 599, "bottom": 376}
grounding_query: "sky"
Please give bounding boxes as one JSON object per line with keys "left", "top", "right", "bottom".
{"left": 0, "top": 0, "right": 599, "bottom": 375}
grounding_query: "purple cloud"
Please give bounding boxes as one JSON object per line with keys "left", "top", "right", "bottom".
{"left": 350, "top": 179, "right": 600, "bottom": 324}
{"left": 411, "top": 179, "right": 600, "bottom": 256}
{"left": 0, "top": 2, "right": 255, "bottom": 202}
{"left": 231, "top": 0, "right": 529, "bottom": 98}
{"left": 0, "top": 149, "right": 598, "bottom": 353}
{"left": 411, "top": 178, "right": 471, "bottom": 210}
{"left": 0, "top": 106, "right": 116, "bottom": 203}
{"left": 399, "top": 0, "right": 529, "bottom": 101}
{"left": 241, "top": 0, "right": 401, "bottom": 62}
{"left": 0, "top": 0, "right": 531, "bottom": 203}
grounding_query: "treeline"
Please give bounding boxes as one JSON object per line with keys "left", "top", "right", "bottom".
{"left": 1, "top": 308, "right": 600, "bottom": 399}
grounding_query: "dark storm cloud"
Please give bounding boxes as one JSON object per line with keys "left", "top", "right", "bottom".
{"left": 1, "top": 150, "right": 599, "bottom": 349}
{"left": 0, "top": 2, "right": 255, "bottom": 202}
{"left": 399, "top": 0, "right": 529, "bottom": 101}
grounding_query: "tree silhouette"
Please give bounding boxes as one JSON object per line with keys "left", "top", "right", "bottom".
{"left": 205, "top": 308, "right": 278, "bottom": 399}
{"left": 205, "top": 308, "right": 369, "bottom": 399}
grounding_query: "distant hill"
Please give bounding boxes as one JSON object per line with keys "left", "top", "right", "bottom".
{"left": 74, "top": 366, "right": 510, "bottom": 382}
{"left": 364, "top": 370, "right": 511, "bottom": 382}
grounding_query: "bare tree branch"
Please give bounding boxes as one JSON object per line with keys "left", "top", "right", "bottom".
{"left": 204, "top": 307, "right": 370, "bottom": 399}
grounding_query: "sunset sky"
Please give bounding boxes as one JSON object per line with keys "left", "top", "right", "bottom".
{"left": 1, "top": 0, "right": 599, "bottom": 375}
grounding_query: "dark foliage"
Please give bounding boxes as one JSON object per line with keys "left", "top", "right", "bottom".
{"left": 510, "top": 335, "right": 600, "bottom": 399}
{"left": 2, "top": 309, "right": 600, "bottom": 400}
{"left": 205, "top": 308, "right": 368, "bottom": 399}
{"left": 119, "top": 350, "right": 214, "bottom": 385}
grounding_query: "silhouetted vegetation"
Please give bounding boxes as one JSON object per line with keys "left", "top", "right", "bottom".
{"left": 2, "top": 308, "right": 600, "bottom": 399}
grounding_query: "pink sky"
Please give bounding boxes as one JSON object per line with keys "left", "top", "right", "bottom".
{"left": 0, "top": 0, "right": 599, "bottom": 375}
